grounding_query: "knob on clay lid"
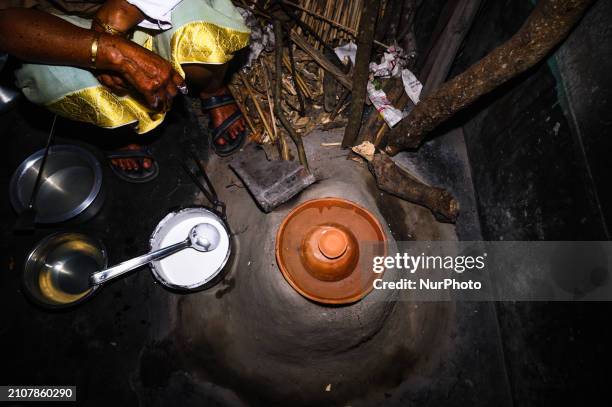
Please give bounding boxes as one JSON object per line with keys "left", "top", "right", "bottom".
{"left": 276, "top": 198, "right": 387, "bottom": 304}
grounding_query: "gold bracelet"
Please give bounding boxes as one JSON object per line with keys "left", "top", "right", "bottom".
{"left": 93, "top": 16, "right": 127, "bottom": 37}
{"left": 90, "top": 32, "right": 101, "bottom": 68}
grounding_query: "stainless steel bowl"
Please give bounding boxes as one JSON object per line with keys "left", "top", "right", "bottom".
{"left": 10, "top": 145, "right": 104, "bottom": 224}
{"left": 23, "top": 232, "right": 108, "bottom": 308}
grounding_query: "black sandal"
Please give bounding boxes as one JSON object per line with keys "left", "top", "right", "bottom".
{"left": 201, "top": 95, "right": 247, "bottom": 157}
{"left": 106, "top": 147, "right": 160, "bottom": 183}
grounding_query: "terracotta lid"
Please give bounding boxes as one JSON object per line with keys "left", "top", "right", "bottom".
{"left": 276, "top": 198, "right": 387, "bottom": 305}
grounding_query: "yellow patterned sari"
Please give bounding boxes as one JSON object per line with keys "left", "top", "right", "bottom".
{"left": 14, "top": 0, "right": 250, "bottom": 133}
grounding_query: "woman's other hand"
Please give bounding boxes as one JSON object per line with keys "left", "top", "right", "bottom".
{"left": 91, "top": 0, "right": 184, "bottom": 110}
{"left": 96, "top": 35, "right": 185, "bottom": 111}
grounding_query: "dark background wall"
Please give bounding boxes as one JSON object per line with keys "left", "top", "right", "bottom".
{"left": 449, "top": 0, "right": 611, "bottom": 241}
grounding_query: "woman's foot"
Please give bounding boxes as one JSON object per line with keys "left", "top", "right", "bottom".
{"left": 201, "top": 86, "right": 247, "bottom": 156}
{"left": 107, "top": 143, "right": 159, "bottom": 183}
{"left": 109, "top": 144, "right": 152, "bottom": 171}
{"left": 209, "top": 103, "right": 246, "bottom": 146}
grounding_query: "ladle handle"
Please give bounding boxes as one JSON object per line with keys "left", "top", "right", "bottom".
{"left": 90, "top": 239, "right": 191, "bottom": 286}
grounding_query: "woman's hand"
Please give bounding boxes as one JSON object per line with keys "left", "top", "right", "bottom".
{"left": 97, "top": 35, "right": 186, "bottom": 111}
{"left": 96, "top": 70, "right": 131, "bottom": 96}
{"left": 0, "top": 7, "right": 185, "bottom": 110}
{"left": 92, "top": 0, "right": 185, "bottom": 109}
{"left": 94, "top": 0, "right": 144, "bottom": 35}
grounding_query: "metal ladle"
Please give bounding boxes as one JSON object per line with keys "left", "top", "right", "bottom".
{"left": 68, "top": 223, "right": 221, "bottom": 293}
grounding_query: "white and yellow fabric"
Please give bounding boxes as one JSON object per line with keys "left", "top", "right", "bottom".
{"left": 14, "top": 0, "right": 250, "bottom": 133}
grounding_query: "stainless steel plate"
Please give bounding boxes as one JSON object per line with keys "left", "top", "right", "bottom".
{"left": 10, "top": 145, "right": 103, "bottom": 223}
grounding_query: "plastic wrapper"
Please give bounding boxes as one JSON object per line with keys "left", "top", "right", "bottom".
{"left": 367, "top": 81, "right": 405, "bottom": 128}
{"left": 334, "top": 41, "right": 357, "bottom": 65}
{"left": 368, "top": 45, "right": 408, "bottom": 78}
{"left": 401, "top": 68, "right": 423, "bottom": 105}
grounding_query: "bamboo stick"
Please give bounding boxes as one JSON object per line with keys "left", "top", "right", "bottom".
{"left": 273, "top": 19, "right": 309, "bottom": 170}
{"left": 228, "top": 84, "right": 261, "bottom": 142}
{"left": 284, "top": 46, "right": 307, "bottom": 114}
{"left": 373, "top": 123, "right": 387, "bottom": 147}
{"left": 282, "top": 55, "right": 312, "bottom": 100}
{"left": 238, "top": 71, "right": 275, "bottom": 144}
{"left": 260, "top": 62, "right": 291, "bottom": 160}
{"left": 282, "top": 0, "right": 389, "bottom": 48}
{"left": 289, "top": 32, "right": 352, "bottom": 90}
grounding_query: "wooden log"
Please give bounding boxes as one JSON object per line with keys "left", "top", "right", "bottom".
{"left": 329, "top": 88, "right": 350, "bottom": 121}
{"left": 386, "top": 0, "right": 595, "bottom": 154}
{"left": 369, "top": 151, "right": 459, "bottom": 222}
{"left": 396, "top": 0, "right": 419, "bottom": 45}
{"left": 341, "top": 0, "right": 381, "bottom": 148}
{"left": 375, "top": 0, "right": 403, "bottom": 44}
{"left": 420, "top": 0, "right": 483, "bottom": 96}
{"left": 322, "top": 48, "right": 340, "bottom": 112}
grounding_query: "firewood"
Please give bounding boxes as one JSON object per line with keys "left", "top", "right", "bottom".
{"left": 274, "top": 20, "right": 309, "bottom": 170}
{"left": 281, "top": 0, "right": 390, "bottom": 48}
{"left": 369, "top": 151, "right": 459, "bottom": 223}
{"left": 369, "top": 0, "right": 482, "bottom": 148}
{"left": 289, "top": 32, "right": 352, "bottom": 90}
{"left": 239, "top": 71, "right": 276, "bottom": 145}
{"left": 228, "top": 84, "right": 262, "bottom": 142}
{"left": 342, "top": 0, "right": 381, "bottom": 147}
{"left": 386, "top": 0, "right": 595, "bottom": 154}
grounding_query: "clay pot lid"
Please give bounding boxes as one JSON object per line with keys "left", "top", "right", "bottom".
{"left": 276, "top": 198, "right": 387, "bottom": 305}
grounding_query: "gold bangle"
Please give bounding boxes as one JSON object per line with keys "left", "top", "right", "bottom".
{"left": 90, "top": 32, "right": 101, "bottom": 68}
{"left": 93, "top": 16, "right": 127, "bottom": 37}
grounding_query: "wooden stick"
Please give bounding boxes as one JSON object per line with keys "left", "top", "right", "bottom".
{"left": 289, "top": 32, "right": 352, "bottom": 90}
{"left": 342, "top": 0, "right": 381, "bottom": 148}
{"left": 274, "top": 20, "right": 309, "bottom": 170}
{"left": 238, "top": 71, "right": 275, "bottom": 144}
{"left": 261, "top": 63, "right": 290, "bottom": 161}
{"left": 330, "top": 88, "right": 350, "bottom": 121}
{"left": 358, "top": 76, "right": 405, "bottom": 143}
{"left": 373, "top": 124, "right": 387, "bottom": 147}
{"left": 282, "top": 55, "right": 312, "bottom": 100}
{"left": 281, "top": 5, "right": 341, "bottom": 58}
{"left": 228, "top": 83, "right": 261, "bottom": 142}
{"left": 286, "top": 42, "right": 307, "bottom": 114}
{"left": 281, "top": 0, "right": 390, "bottom": 48}
{"left": 259, "top": 63, "right": 278, "bottom": 141}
